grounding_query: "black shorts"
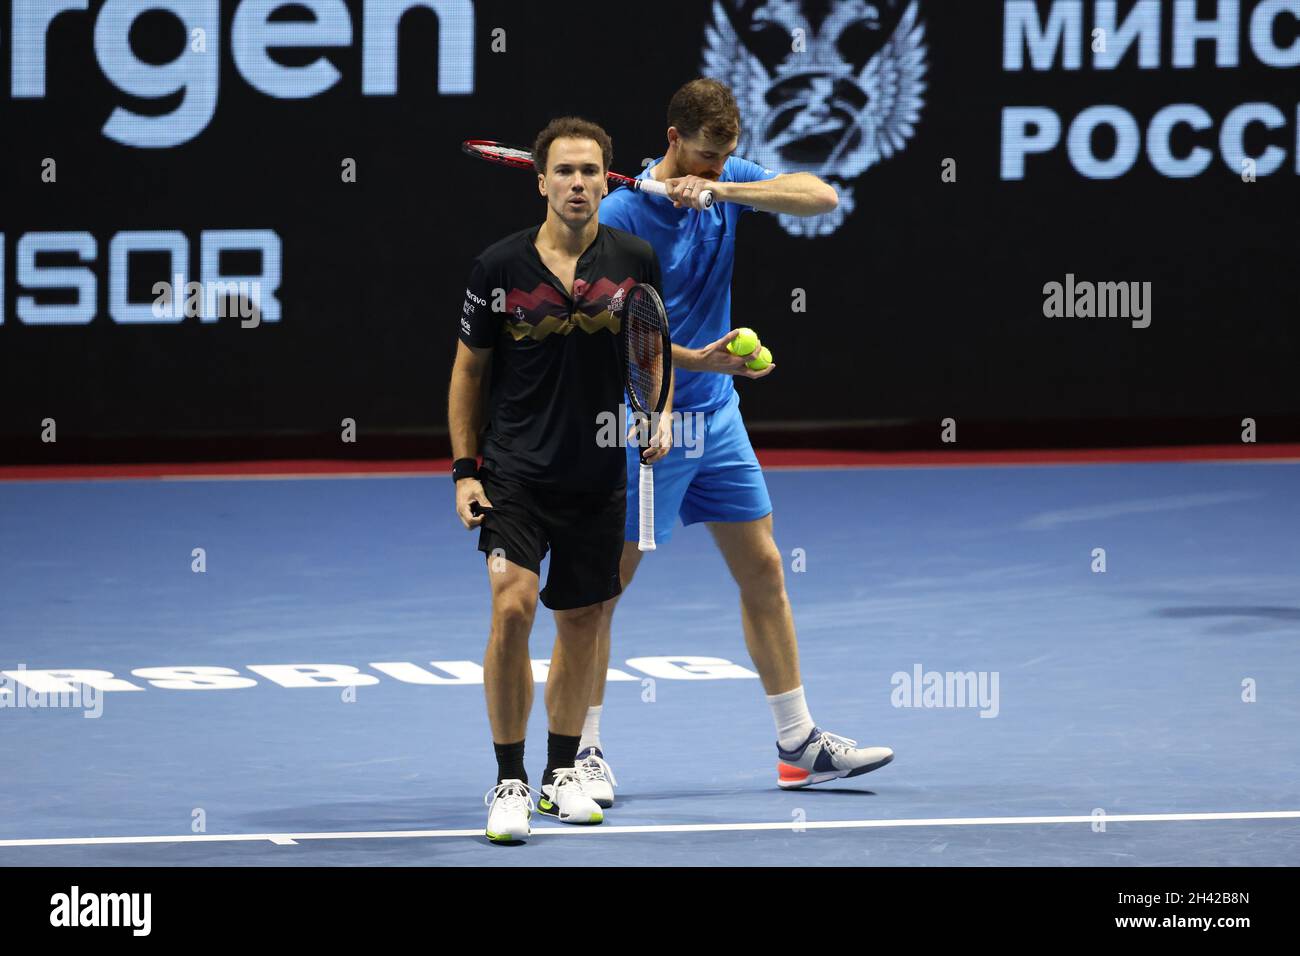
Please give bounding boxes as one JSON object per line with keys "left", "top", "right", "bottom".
{"left": 476, "top": 470, "right": 626, "bottom": 611}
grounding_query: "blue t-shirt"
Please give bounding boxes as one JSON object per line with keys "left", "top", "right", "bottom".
{"left": 599, "top": 155, "right": 777, "bottom": 413}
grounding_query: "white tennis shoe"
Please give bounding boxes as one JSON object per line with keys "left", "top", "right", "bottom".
{"left": 777, "top": 727, "right": 894, "bottom": 789}
{"left": 484, "top": 778, "right": 535, "bottom": 844}
{"left": 539, "top": 766, "right": 604, "bottom": 824}
{"left": 575, "top": 747, "right": 618, "bottom": 808}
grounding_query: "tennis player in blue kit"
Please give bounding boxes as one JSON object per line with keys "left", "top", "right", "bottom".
{"left": 572, "top": 79, "right": 895, "bottom": 805}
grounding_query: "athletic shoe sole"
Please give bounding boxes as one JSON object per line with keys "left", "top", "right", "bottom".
{"left": 537, "top": 799, "right": 603, "bottom": 824}
{"left": 485, "top": 808, "right": 531, "bottom": 845}
{"left": 776, "top": 752, "right": 895, "bottom": 789}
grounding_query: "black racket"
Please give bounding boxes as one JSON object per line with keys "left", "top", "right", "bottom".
{"left": 619, "top": 284, "right": 673, "bottom": 552}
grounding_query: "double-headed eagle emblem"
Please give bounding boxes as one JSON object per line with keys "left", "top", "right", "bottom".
{"left": 703, "top": 0, "right": 927, "bottom": 236}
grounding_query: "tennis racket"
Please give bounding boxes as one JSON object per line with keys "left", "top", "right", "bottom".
{"left": 618, "top": 284, "right": 673, "bottom": 552}
{"left": 463, "top": 140, "right": 714, "bottom": 209}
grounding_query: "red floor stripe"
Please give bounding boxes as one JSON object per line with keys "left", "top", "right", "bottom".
{"left": 0, "top": 460, "right": 443, "bottom": 482}
{"left": 756, "top": 444, "right": 1300, "bottom": 468}
{"left": 1, "top": 444, "right": 1297, "bottom": 482}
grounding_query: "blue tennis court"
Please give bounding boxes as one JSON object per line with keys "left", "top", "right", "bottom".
{"left": 2, "top": 458, "right": 1298, "bottom": 866}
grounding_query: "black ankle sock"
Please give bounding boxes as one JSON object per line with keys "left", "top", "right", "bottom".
{"left": 493, "top": 740, "right": 526, "bottom": 786}
{"left": 542, "top": 731, "right": 581, "bottom": 789}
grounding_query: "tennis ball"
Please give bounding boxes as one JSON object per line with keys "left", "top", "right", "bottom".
{"left": 727, "top": 328, "right": 758, "bottom": 357}
{"left": 746, "top": 346, "right": 773, "bottom": 371}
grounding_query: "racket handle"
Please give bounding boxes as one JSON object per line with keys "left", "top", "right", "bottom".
{"left": 638, "top": 461, "right": 656, "bottom": 552}
{"left": 637, "top": 179, "right": 714, "bottom": 209}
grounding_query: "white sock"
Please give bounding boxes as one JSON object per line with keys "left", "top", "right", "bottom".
{"left": 768, "top": 686, "right": 816, "bottom": 752}
{"left": 578, "top": 705, "right": 603, "bottom": 753}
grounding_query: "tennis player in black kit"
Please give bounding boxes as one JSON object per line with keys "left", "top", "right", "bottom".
{"left": 447, "top": 117, "right": 671, "bottom": 843}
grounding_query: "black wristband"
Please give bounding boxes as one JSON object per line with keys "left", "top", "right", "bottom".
{"left": 452, "top": 458, "right": 479, "bottom": 482}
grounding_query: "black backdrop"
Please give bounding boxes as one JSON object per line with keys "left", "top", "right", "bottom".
{"left": 1, "top": 0, "right": 1297, "bottom": 461}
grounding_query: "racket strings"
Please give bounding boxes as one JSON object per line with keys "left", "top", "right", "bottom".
{"left": 478, "top": 145, "right": 532, "bottom": 162}
{"left": 465, "top": 143, "right": 535, "bottom": 167}
{"left": 624, "top": 297, "right": 664, "bottom": 413}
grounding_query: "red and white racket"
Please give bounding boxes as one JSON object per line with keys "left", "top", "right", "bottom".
{"left": 462, "top": 140, "right": 714, "bottom": 208}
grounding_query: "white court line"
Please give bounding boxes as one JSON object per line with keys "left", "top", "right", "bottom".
{"left": 2, "top": 810, "right": 1299, "bottom": 849}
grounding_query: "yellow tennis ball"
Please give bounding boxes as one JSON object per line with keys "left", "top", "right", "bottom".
{"left": 746, "top": 346, "right": 773, "bottom": 371}
{"left": 727, "top": 328, "right": 758, "bottom": 357}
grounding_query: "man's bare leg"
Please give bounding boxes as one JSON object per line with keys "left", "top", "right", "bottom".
{"left": 535, "top": 601, "right": 608, "bottom": 823}
{"left": 574, "top": 541, "right": 643, "bottom": 800}
{"left": 586, "top": 520, "right": 798, "bottom": 706}
{"left": 483, "top": 557, "right": 540, "bottom": 745}
{"left": 549, "top": 603, "right": 603, "bottom": 735}
{"left": 580, "top": 515, "right": 892, "bottom": 789}
{"left": 707, "top": 515, "right": 800, "bottom": 695}
{"left": 589, "top": 540, "right": 645, "bottom": 707}
{"left": 709, "top": 514, "right": 894, "bottom": 782}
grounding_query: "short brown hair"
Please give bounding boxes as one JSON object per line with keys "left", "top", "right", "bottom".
{"left": 532, "top": 117, "right": 613, "bottom": 176}
{"left": 667, "top": 78, "right": 740, "bottom": 144}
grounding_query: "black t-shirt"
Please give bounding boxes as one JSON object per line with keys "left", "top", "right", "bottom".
{"left": 459, "top": 223, "right": 662, "bottom": 491}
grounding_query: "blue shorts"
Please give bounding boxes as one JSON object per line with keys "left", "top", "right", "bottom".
{"left": 624, "top": 389, "right": 772, "bottom": 545}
